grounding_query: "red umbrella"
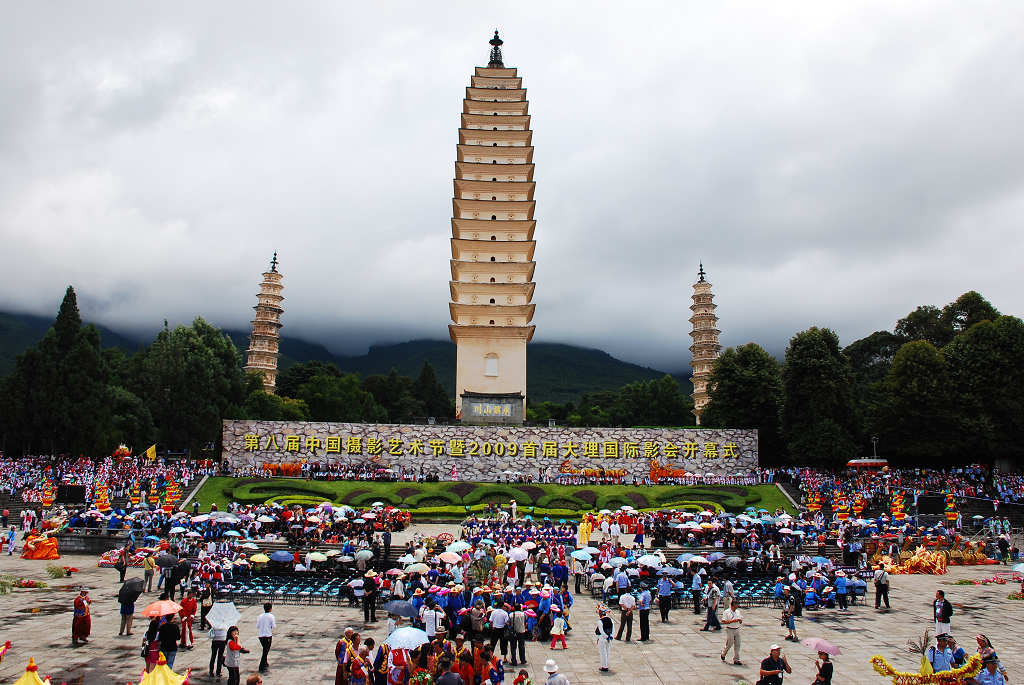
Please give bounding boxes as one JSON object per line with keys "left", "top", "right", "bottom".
{"left": 141, "top": 600, "right": 182, "bottom": 617}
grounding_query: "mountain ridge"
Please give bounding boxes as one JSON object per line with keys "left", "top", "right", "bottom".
{"left": 0, "top": 310, "right": 689, "bottom": 404}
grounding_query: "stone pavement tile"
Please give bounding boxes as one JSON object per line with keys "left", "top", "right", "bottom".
{"left": 2, "top": 543, "right": 1024, "bottom": 684}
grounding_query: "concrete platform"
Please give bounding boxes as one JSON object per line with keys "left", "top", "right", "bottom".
{"left": 0, "top": 527, "right": 1020, "bottom": 684}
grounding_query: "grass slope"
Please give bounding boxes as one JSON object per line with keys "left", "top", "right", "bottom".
{"left": 192, "top": 478, "right": 792, "bottom": 519}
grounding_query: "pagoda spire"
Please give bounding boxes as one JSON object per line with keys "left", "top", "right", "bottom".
{"left": 244, "top": 253, "right": 284, "bottom": 394}
{"left": 488, "top": 29, "right": 504, "bottom": 68}
{"left": 689, "top": 264, "right": 721, "bottom": 425}
{"left": 449, "top": 33, "right": 536, "bottom": 423}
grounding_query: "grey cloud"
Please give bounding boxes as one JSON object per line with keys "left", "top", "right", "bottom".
{"left": 1, "top": 1, "right": 1023, "bottom": 374}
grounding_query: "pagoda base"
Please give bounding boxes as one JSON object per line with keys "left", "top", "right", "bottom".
{"left": 459, "top": 391, "right": 525, "bottom": 425}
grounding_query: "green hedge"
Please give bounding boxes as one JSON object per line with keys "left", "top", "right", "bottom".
{"left": 191, "top": 478, "right": 793, "bottom": 516}
{"left": 461, "top": 486, "right": 524, "bottom": 506}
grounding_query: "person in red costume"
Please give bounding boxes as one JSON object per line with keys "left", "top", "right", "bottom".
{"left": 179, "top": 589, "right": 198, "bottom": 649}
{"left": 72, "top": 588, "right": 92, "bottom": 646}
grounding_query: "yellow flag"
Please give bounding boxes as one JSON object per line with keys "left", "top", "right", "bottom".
{"left": 144, "top": 444, "right": 157, "bottom": 461}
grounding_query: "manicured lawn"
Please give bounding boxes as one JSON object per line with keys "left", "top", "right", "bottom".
{"left": 191, "top": 477, "right": 794, "bottom": 519}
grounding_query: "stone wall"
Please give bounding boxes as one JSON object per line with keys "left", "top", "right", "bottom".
{"left": 223, "top": 420, "right": 758, "bottom": 481}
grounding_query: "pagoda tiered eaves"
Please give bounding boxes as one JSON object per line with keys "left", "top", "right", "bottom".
{"left": 244, "top": 254, "right": 284, "bottom": 394}
{"left": 449, "top": 33, "right": 537, "bottom": 421}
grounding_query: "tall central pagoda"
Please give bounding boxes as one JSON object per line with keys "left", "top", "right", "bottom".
{"left": 448, "top": 30, "right": 537, "bottom": 423}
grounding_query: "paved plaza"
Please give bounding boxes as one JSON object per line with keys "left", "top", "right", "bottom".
{"left": 0, "top": 526, "right": 1021, "bottom": 685}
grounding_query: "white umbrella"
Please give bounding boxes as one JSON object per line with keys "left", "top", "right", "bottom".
{"left": 398, "top": 554, "right": 416, "bottom": 563}
{"left": 355, "top": 549, "right": 374, "bottom": 561}
{"left": 507, "top": 548, "right": 529, "bottom": 562}
{"left": 636, "top": 554, "right": 662, "bottom": 567}
{"left": 689, "top": 556, "right": 710, "bottom": 564}
{"left": 169, "top": 527, "right": 187, "bottom": 534}
{"left": 371, "top": 501, "right": 385, "bottom": 507}
{"left": 186, "top": 531, "right": 202, "bottom": 537}
{"left": 446, "top": 541, "right": 472, "bottom": 553}
{"left": 206, "top": 602, "right": 241, "bottom": 630}
{"left": 608, "top": 557, "right": 628, "bottom": 567}
{"left": 257, "top": 515, "right": 276, "bottom": 523}
{"left": 386, "top": 627, "right": 430, "bottom": 650}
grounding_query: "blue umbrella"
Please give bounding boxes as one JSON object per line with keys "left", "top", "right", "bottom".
{"left": 812, "top": 556, "right": 830, "bottom": 565}
{"left": 583, "top": 547, "right": 601, "bottom": 554}
{"left": 707, "top": 552, "right": 726, "bottom": 562}
{"left": 270, "top": 551, "right": 293, "bottom": 563}
{"left": 479, "top": 539, "right": 496, "bottom": 546}
{"left": 224, "top": 530, "right": 242, "bottom": 537}
{"left": 570, "top": 551, "right": 592, "bottom": 561}
{"left": 677, "top": 553, "right": 694, "bottom": 563}
{"left": 608, "top": 557, "right": 628, "bottom": 567}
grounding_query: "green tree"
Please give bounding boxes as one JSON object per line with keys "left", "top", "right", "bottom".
{"left": 412, "top": 361, "right": 453, "bottom": 418}
{"left": 276, "top": 360, "right": 342, "bottom": 398}
{"left": 299, "top": 373, "right": 386, "bottom": 422}
{"left": 621, "top": 375, "right": 691, "bottom": 426}
{"left": 130, "top": 317, "right": 247, "bottom": 454}
{"left": 943, "top": 315, "right": 1024, "bottom": 460}
{"left": 782, "top": 327, "right": 855, "bottom": 464}
{"left": 843, "top": 330, "right": 906, "bottom": 450}
{"left": 703, "top": 343, "right": 784, "bottom": 460}
{"left": 362, "top": 368, "right": 423, "bottom": 422}
{"left": 871, "top": 341, "right": 959, "bottom": 463}
{"left": 895, "top": 305, "right": 951, "bottom": 348}
{"left": 940, "top": 290, "right": 999, "bottom": 335}
{"left": 243, "top": 390, "right": 310, "bottom": 421}
{"left": 0, "top": 287, "right": 112, "bottom": 455}
{"left": 107, "top": 385, "right": 157, "bottom": 450}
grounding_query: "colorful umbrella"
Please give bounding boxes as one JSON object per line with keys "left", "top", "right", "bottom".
{"left": 250, "top": 554, "right": 270, "bottom": 563}
{"left": 802, "top": 637, "right": 841, "bottom": 655}
{"left": 439, "top": 552, "right": 461, "bottom": 564}
{"left": 142, "top": 600, "right": 182, "bottom": 617}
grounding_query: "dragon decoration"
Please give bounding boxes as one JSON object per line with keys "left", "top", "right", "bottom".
{"left": 869, "top": 653, "right": 981, "bottom": 685}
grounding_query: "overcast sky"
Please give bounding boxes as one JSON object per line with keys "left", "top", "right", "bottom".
{"left": 2, "top": 1, "right": 1023, "bottom": 371}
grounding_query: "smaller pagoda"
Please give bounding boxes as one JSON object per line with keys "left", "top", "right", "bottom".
{"left": 244, "top": 253, "right": 284, "bottom": 393}
{"left": 689, "top": 263, "right": 721, "bottom": 425}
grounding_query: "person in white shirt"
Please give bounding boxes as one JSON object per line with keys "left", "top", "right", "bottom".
{"left": 422, "top": 602, "right": 444, "bottom": 638}
{"left": 256, "top": 603, "right": 276, "bottom": 673}
{"left": 720, "top": 599, "right": 743, "bottom": 665}
{"left": 489, "top": 604, "right": 510, "bottom": 660}
{"left": 615, "top": 591, "right": 636, "bottom": 642}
